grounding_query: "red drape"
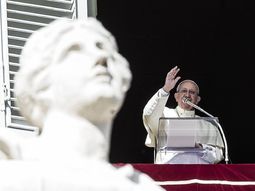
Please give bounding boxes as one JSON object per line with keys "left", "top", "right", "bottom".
{"left": 115, "top": 164, "right": 255, "bottom": 191}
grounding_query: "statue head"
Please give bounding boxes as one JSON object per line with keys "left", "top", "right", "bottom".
{"left": 15, "top": 18, "right": 132, "bottom": 131}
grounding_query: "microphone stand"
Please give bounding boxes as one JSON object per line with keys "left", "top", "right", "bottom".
{"left": 183, "top": 99, "right": 229, "bottom": 164}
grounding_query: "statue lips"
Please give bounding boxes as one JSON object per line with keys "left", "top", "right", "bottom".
{"left": 94, "top": 70, "right": 113, "bottom": 84}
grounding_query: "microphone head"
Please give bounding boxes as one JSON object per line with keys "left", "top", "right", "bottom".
{"left": 182, "top": 96, "right": 191, "bottom": 103}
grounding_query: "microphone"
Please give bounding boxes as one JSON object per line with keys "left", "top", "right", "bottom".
{"left": 182, "top": 96, "right": 229, "bottom": 164}
{"left": 182, "top": 97, "right": 214, "bottom": 118}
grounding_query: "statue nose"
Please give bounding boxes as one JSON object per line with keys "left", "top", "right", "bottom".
{"left": 96, "top": 57, "right": 108, "bottom": 67}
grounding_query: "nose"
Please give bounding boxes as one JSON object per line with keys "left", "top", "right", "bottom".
{"left": 186, "top": 91, "right": 192, "bottom": 96}
{"left": 96, "top": 57, "right": 108, "bottom": 67}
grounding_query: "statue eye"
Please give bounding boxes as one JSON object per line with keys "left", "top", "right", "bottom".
{"left": 96, "top": 42, "right": 104, "bottom": 49}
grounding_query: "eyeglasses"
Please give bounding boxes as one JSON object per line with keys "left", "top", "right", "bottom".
{"left": 178, "top": 89, "right": 198, "bottom": 96}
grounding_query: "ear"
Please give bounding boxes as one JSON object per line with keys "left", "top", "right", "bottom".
{"left": 196, "top": 96, "right": 201, "bottom": 104}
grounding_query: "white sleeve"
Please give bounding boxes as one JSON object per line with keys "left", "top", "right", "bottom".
{"left": 158, "top": 88, "right": 170, "bottom": 97}
{"left": 142, "top": 89, "right": 169, "bottom": 147}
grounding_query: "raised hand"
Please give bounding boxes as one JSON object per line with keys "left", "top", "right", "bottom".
{"left": 162, "top": 66, "right": 181, "bottom": 92}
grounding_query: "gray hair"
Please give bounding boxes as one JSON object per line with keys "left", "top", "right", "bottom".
{"left": 176, "top": 79, "right": 200, "bottom": 95}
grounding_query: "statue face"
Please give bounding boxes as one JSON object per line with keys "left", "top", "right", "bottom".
{"left": 50, "top": 27, "right": 132, "bottom": 121}
{"left": 15, "top": 18, "right": 132, "bottom": 128}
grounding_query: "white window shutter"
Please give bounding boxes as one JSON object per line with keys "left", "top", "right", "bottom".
{"left": 0, "top": 0, "right": 95, "bottom": 133}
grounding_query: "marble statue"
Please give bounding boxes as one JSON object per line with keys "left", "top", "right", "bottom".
{"left": 0, "top": 18, "right": 164, "bottom": 191}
